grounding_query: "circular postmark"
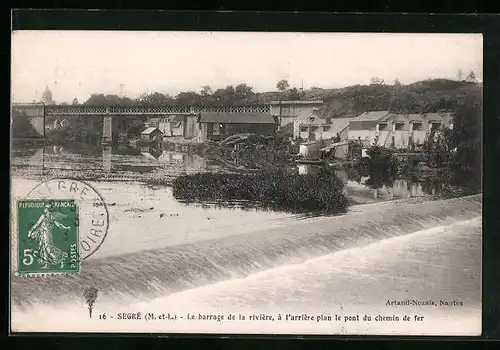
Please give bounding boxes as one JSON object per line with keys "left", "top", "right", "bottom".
{"left": 25, "top": 178, "right": 109, "bottom": 261}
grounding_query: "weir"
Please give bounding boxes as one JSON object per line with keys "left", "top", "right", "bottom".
{"left": 11, "top": 194, "right": 482, "bottom": 309}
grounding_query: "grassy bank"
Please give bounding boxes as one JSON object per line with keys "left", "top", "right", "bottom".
{"left": 171, "top": 168, "right": 349, "bottom": 214}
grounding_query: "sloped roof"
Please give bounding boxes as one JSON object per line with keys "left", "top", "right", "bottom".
{"left": 351, "top": 111, "right": 390, "bottom": 122}
{"left": 329, "top": 118, "right": 352, "bottom": 132}
{"left": 141, "top": 127, "right": 162, "bottom": 135}
{"left": 406, "top": 113, "right": 425, "bottom": 122}
{"left": 296, "top": 114, "right": 352, "bottom": 132}
{"left": 199, "top": 112, "right": 276, "bottom": 124}
{"left": 424, "top": 112, "right": 453, "bottom": 120}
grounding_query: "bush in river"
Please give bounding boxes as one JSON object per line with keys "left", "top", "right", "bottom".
{"left": 172, "top": 168, "right": 349, "bottom": 214}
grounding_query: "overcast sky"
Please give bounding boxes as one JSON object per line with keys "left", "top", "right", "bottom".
{"left": 11, "top": 31, "right": 483, "bottom": 104}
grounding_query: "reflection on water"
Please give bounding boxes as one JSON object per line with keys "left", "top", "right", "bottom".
{"left": 297, "top": 163, "right": 435, "bottom": 202}
{"left": 103, "top": 145, "right": 112, "bottom": 172}
{"left": 11, "top": 144, "right": 440, "bottom": 206}
{"left": 11, "top": 143, "right": 212, "bottom": 181}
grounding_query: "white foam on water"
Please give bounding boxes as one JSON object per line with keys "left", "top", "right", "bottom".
{"left": 11, "top": 216, "right": 482, "bottom": 335}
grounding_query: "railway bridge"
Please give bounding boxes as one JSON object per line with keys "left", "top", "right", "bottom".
{"left": 12, "top": 103, "right": 272, "bottom": 144}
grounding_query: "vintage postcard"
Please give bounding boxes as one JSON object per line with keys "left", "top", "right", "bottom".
{"left": 10, "top": 30, "right": 482, "bottom": 335}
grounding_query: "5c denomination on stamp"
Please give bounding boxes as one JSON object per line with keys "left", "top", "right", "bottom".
{"left": 15, "top": 179, "right": 110, "bottom": 276}
{"left": 17, "top": 199, "right": 80, "bottom": 274}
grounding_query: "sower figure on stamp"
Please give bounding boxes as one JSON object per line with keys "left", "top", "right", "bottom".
{"left": 28, "top": 203, "right": 70, "bottom": 269}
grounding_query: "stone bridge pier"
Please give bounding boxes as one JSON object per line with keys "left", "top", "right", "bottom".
{"left": 11, "top": 103, "right": 46, "bottom": 138}
{"left": 102, "top": 115, "right": 113, "bottom": 145}
{"left": 16, "top": 104, "right": 274, "bottom": 144}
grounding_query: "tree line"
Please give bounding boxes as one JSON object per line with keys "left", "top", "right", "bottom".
{"left": 73, "top": 80, "right": 306, "bottom": 107}
{"left": 65, "top": 78, "right": 481, "bottom": 119}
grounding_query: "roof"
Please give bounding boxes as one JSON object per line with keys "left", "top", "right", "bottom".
{"left": 296, "top": 115, "right": 352, "bottom": 132}
{"left": 167, "top": 115, "right": 184, "bottom": 128}
{"left": 351, "top": 111, "right": 390, "bottom": 122}
{"left": 141, "top": 127, "right": 162, "bottom": 135}
{"left": 329, "top": 118, "right": 352, "bottom": 132}
{"left": 424, "top": 112, "right": 453, "bottom": 120}
{"left": 270, "top": 100, "right": 323, "bottom": 105}
{"left": 405, "top": 113, "right": 425, "bottom": 122}
{"left": 199, "top": 112, "right": 276, "bottom": 124}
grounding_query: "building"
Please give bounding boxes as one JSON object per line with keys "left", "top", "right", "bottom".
{"left": 347, "top": 111, "right": 454, "bottom": 149}
{"left": 293, "top": 109, "right": 352, "bottom": 141}
{"left": 41, "top": 86, "right": 55, "bottom": 105}
{"left": 140, "top": 127, "right": 163, "bottom": 141}
{"left": 145, "top": 115, "right": 197, "bottom": 138}
{"left": 144, "top": 117, "right": 161, "bottom": 129}
{"left": 270, "top": 100, "right": 324, "bottom": 127}
{"left": 197, "top": 112, "right": 278, "bottom": 142}
{"left": 157, "top": 115, "right": 184, "bottom": 137}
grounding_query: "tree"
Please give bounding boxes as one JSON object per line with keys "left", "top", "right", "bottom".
{"left": 370, "top": 77, "right": 385, "bottom": 85}
{"left": 234, "top": 83, "right": 254, "bottom": 103}
{"left": 212, "top": 88, "right": 227, "bottom": 104}
{"left": 83, "top": 94, "right": 135, "bottom": 106}
{"left": 175, "top": 91, "right": 201, "bottom": 105}
{"left": 394, "top": 79, "right": 402, "bottom": 86}
{"left": 72, "top": 98, "right": 79, "bottom": 105}
{"left": 200, "top": 85, "right": 213, "bottom": 97}
{"left": 423, "top": 95, "right": 481, "bottom": 193}
{"left": 457, "top": 69, "right": 463, "bottom": 81}
{"left": 276, "top": 79, "right": 290, "bottom": 91}
{"left": 138, "top": 92, "right": 174, "bottom": 106}
{"left": 465, "top": 71, "right": 477, "bottom": 83}
{"left": 287, "top": 87, "right": 301, "bottom": 101}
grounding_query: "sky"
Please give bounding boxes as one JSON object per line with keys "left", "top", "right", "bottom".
{"left": 11, "top": 31, "right": 483, "bottom": 104}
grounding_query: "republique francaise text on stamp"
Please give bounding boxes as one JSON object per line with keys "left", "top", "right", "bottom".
{"left": 14, "top": 179, "right": 110, "bottom": 276}
{"left": 17, "top": 199, "right": 80, "bottom": 274}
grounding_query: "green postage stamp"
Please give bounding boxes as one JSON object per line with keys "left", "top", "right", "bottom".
{"left": 17, "top": 199, "right": 80, "bottom": 275}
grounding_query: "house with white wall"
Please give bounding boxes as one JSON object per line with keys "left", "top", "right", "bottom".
{"left": 270, "top": 100, "right": 324, "bottom": 127}
{"left": 293, "top": 109, "right": 352, "bottom": 141}
{"left": 347, "top": 111, "right": 454, "bottom": 149}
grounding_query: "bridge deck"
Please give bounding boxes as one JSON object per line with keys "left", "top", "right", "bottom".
{"left": 42, "top": 105, "right": 272, "bottom": 116}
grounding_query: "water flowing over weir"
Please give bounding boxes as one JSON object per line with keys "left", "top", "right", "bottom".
{"left": 11, "top": 195, "right": 482, "bottom": 309}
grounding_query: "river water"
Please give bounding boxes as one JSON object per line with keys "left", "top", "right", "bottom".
{"left": 10, "top": 144, "right": 482, "bottom": 335}
{"left": 11, "top": 144, "right": 439, "bottom": 203}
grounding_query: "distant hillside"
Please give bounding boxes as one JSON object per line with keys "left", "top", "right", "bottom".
{"left": 77, "top": 79, "right": 481, "bottom": 119}
{"left": 292, "top": 79, "right": 482, "bottom": 119}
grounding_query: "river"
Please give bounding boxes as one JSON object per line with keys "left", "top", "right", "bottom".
{"left": 10, "top": 143, "right": 482, "bottom": 335}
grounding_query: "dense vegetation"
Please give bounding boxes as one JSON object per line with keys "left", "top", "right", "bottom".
{"left": 314, "top": 79, "right": 481, "bottom": 118}
{"left": 76, "top": 79, "right": 480, "bottom": 118}
{"left": 19, "top": 78, "right": 482, "bottom": 197}
{"left": 422, "top": 95, "right": 481, "bottom": 194}
{"left": 172, "top": 168, "right": 349, "bottom": 214}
